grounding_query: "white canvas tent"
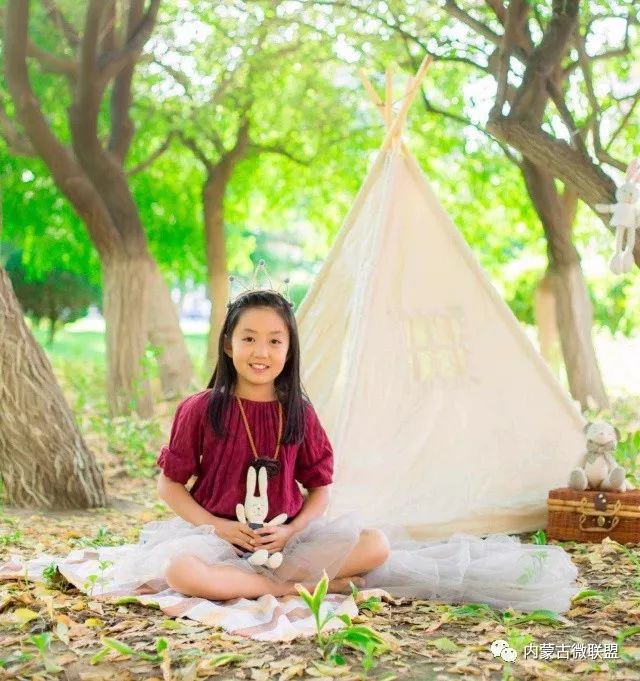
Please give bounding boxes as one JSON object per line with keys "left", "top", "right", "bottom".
{"left": 297, "top": 58, "right": 585, "bottom": 540}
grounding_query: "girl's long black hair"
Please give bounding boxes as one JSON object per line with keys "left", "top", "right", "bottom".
{"left": 206, "top": 290, "right": 308, "bottom": 444}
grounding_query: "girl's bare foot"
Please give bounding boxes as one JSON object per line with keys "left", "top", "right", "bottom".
{"left": 329, "top": 576, "right": 366, "bottom": 593}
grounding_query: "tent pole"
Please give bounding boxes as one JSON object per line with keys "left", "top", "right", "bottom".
{"left": 384, "top": 65, "right": 394, "bottom": 127}
{"left": 381, "top": 54, "right": 432, "bottom": 151}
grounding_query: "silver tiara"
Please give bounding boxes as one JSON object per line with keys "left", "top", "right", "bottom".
{"left": 227, "top": 259, "right": 293, "bottom": 308}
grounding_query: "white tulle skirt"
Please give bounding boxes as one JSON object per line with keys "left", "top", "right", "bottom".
{"left": 109, "top": 512, "right": 579, "bottom": 613}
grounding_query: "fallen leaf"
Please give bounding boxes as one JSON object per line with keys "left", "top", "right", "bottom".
{"left": 431, "top": 637, "right": 460, "bottom": 653}
{"left": 13, "top": 607, "right": 40, "bottom": 627}
{"left": 84, "top": 617, "right": 104, "bottom": 628}
{"left": 279, "top": 662, "right": 307, "bottom": 680}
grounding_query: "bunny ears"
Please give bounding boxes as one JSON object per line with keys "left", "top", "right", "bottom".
{"left": 624, "top": 158, "right": 640, "bottom": 183}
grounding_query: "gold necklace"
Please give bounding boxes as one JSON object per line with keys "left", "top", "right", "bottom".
{"left": 236, "top": 396, "right": 283, "bottom": 478}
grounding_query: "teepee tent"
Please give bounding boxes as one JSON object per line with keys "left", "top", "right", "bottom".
{"left": 297, "top": 58, "right": 585, "bottom": 540}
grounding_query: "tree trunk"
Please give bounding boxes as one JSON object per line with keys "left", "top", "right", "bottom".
{"left": 203, "top": 167, "right": 232, "bottom": 367}
{"left": 147, "top": 261, "right": 193, "bottom": 397}
{"left": 0, "top": 267, "right": 106, "bottom": 509}
{"left": 103, "top": 254, "right": 154, "bottom": 418}
{"left": 534, "top": 270, "right": 562, "bottom": 374}
{"left": 522, "top": 160, "right": 608, "bottom": 410}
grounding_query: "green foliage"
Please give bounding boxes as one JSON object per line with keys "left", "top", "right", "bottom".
{"left": 93, "top": 413, "right": 164, "bottom": 479}
{"left": 530, "top": 529, "right": 547, "bottom": 545}
{"left": 0, "top": 529, "right": 23, "bottom": 546}
{"left": 296, "top": 572, "right": 387, "bottom": 670}
{"left": 42, "top": 563, "right": 58, "bottom": 588}
{"left": 90, "top": 636, "right": 169, "bottom": 666}
{"left": 615, "top": 429, "right": 640, "bottom": 484}
{"left": 27, "top": 632, "right": 63, "bottom": 674}
{"left": 572, "top": 588, "right": 616, "bottom": 604}
{"left": 5, "top": 250, "right": 100, "bottom": 344}
{"left": 73, "top": 527, "right": 126, "bottom": 549}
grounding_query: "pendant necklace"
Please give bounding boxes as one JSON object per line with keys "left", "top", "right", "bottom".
{"left": 236, "top": 396, "right": 283, "bottom": 479}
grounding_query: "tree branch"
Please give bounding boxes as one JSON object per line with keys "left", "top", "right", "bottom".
{"left": 4, "top": 0, "right": 119, "bottom": 257}
{"left": 247, "top": 142, "right": 312, "bottom": 165}
{"left": 444, "top": 0, "right": 501, "bottom": 46}
{"left": 98, "top": 0, "right": 161, "bottom": 85}
{"left": 605, "top": 94, "right": 640, "bottom": 155}
{"left": 178, "top": 133, "right": 213, "bottom": 170}
{"left": 486, "top": 116, "right": 616, "bottom": 212}
{"left": 108, "top": 0, "right": 146, "bottom": 163}
{"left": 491, "top": 0, "right": 529, "bottom": 117}
{"left": 508, "top": 0, "right": 579, "bottom": 120}
{"left": 27, "top": 40, "right": 77, "bottom": 79}
{"left": 71, "top": 0, "right": 105, "bottom": 150}
{"left": 0, "top": 98, "right": 35, "bottom": 156}
{"left": 126, "top": 132, "right": 176, "bottom": 176}
{"left": 42, "top": 0, "right": 79, "bottom": 47}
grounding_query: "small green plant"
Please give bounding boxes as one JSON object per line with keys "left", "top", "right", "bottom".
{"left": 0, "top": 529, "right": 23, "bottom": 546}
{"left": 530, "top": 529, "right": 547, "bottom": 545}
{"left": 83, "top": 574, "right": 98, "bottom": 597}
{"left": 350, "top": 581, "right": 384, "bottom": 614}
{"left": 445, "top": 602, "right": 563, "bottom": 628}
{"left": 617, "top": 625, "right": 640, "bottom": 662}
{"left": 27, "top": 632, "right": 62, "bottom": 674}
{"left": 73, "top": 527, "right": 126, "bottom": 549}
{"left": 42, "top": 562, "right": 58, "bottom": 587}
{"left": 616, "top": 543, "right": 640, "bottom": 591}
{"left": 445, "top": 601, "right": 562, "bottom": 662}
{"left": 97, "top": 559, "right": 113, "bottom": 591}
{"left": 92, "top": 413, "right": 163, "bottom": 478}
{"left": 91, "top": 636, "right": 168, "bottom": 665}
{"left": 296, "top": 572, "right": 388, "bottom": 670}
{"left": 572, "top": 588, "right": 617, "bottom": 604}
{"left": 516, "top": 550, "right": 550, "bottom": 585}
{"left": 0, "top": 650, "right": 33, "bottom": 670}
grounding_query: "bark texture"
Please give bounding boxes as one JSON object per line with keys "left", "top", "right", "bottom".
{"left": 203, "top": 166, "right": 232, "bottom": 366}
{"left": 103, "top": 255, "right": 154, "bottom": 418}
{"left": 522, "top": 160, "right": 608, "bottom": 409}
{"left": 534, "top": 270, "right": 562, "bottom": 374}
{"left": 182, "top": 119, "right": 250, "bottom": 367}
{"left": 0, "top": 268, "right": 106, "bottom": 509}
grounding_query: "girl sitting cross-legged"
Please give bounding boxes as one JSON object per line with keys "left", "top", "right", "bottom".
{"left": 112, "top": 286, "right": 579, "bottom": 613}
{"left": 114, "top": 288, "right": 390, "bottom": 600}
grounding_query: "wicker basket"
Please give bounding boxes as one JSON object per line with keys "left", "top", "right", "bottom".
{"left": 547, "top": 487, "right": 640, "bottom": 544}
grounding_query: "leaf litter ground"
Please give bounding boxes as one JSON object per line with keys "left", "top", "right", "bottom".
{"left": 2, "top": 399, "right": 640, "bottom": 681}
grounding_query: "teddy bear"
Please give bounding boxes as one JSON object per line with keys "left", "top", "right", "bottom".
{"left": 595, "top": 157, "right": 640, "bottom": 275}
{"left": 235, "top": 465, "right": 288, "bottom": 569}
{"left": 568, "top": 421, "right": 630, "bottom": 492}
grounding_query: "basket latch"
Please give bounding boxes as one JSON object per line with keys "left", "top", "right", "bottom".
{"left": 578, "top": 493, "right": 621, "bottom": 532}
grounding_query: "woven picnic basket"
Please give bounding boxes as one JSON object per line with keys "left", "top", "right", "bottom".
{"left": 547, "top": 488, "right": 640, "bottom": 544}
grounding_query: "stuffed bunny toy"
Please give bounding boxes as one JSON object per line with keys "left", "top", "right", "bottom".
{"left": 236, "top": 465, "right": 288, "bottom": 569}
{"left": 596, "top": 157, "right": 640, "bottom": 274}
{"left": 568, "top": 421, "right": 630, "bottom": 492}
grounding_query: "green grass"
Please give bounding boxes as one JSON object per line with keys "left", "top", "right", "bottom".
{"left": 32, "top": 327, "right": 208, "bottom": 365}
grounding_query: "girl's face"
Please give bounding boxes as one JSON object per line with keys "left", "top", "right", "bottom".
{"left": 224, "top": 306, "right": 290, "bottom": 396}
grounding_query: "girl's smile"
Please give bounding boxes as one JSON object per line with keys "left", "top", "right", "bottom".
{"left": 224, "top": 307, "right": 290, "bottom": 400}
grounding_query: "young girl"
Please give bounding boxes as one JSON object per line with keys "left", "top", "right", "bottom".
{"left": 115, "top": 288, "right": 579, "bottom": 612}
{"left": 114, "top": 289, "right": 390, "bottom": 600}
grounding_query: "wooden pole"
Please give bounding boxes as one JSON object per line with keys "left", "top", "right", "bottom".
{"left": 358, "top": 69, "right": 385, "bottom": 120}
{"left": 380, "top": 54, "right": 432, "bottom": 151}
{"left": 384, "top": 65, "right": 394, "bottom": 127}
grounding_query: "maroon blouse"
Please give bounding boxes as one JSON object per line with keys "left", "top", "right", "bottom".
{"left": 157, "top": 389, "right": 334, "bottom": 523}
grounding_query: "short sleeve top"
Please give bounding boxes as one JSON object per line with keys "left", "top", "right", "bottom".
{"left": 156, "top": 389, "right": 333, "bottom": 522}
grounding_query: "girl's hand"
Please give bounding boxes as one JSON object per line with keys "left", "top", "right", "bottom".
{"left": 254, "top": 524, "right": 295, "bottom": 553}
{"left": 215, "top": 519, "right": 260, "bottom": 554}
